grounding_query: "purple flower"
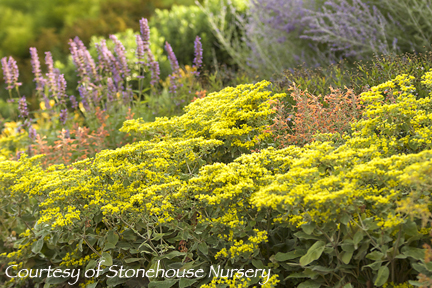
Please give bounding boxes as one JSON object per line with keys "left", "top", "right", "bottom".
{"left": 135, "top": 34, "right": 146, "bottom": 67}
{"left": 169, "top": 74, "right": 178, "bottom": 94}
{"left": 122, "top": 87, "right": 134, "bottom": 105}
{"left": 1, "top": 56, "right": 21, "bottom": 90}
{"left": 30, "top": 47, "right": 45, "bottom": 92}
{"left": 165, "top": 41, "right": 180, "bottom": 75}
{"left": 92, "top": 89, "right": 102, "bottom": 105}
{"left": 193, "top": 36, "right": 203, "bottom": 75}
{"left": 81, "top": 98, "right": 90, "bottom": 112}
{"left": 110, "top": 35, "right": 130, "bottom": 78}
{"left": 139, "top": 18, "right": 150, "bottom": 45}
{"left": 107, "top": 78, "right": 117, "bottom": 102}
{"left": 59, "top": 109, "right": 68, "bottom": 125}
{"left": 70, "top": 95, "right": 78, "bottom": 109}
{"left": 69, "top": 38, "right": 88, "bottom": 83}
{"left": 43, "top": 93, "right": 51, "bottom": 109}
{"left": 29, "top": 127, "right": 37, "bottom": 141}
{"left": 149, "top": 59, "right": 160, "bottom": 86}
{"left": 18, "top": 96, "right": 28, "bottom": 118}
{"left": 45, "top": 51, "right": 57, "bottom": 95}
{"left": 57, "top": 74, "right": 67, "bottom": 104}
{"left": 96, "top": 40, "right": 113, "bottom": 74}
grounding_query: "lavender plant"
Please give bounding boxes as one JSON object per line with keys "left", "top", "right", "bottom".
{"left": 2, "top": 17, "right": 206, "bottom": 150}
{"left": 300, "top": 0, "right": 398, "bottom": 59}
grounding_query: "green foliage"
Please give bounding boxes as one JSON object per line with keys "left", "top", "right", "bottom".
{"left": 150, "top": 3, "right": 232, "bottom": 72}
{"left": 281, "top": 51, "right": 432, "bottom": 98}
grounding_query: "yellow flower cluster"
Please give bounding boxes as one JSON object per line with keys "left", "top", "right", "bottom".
{"left": 120, "top": 81, "right": 285, "bottom": 150}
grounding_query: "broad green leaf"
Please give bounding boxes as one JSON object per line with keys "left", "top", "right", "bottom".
{"left": 300, "top": 241, "right": 326, "bottom": 267}
{"left": 302, "top": 222, "right": 316, "bottom": 235}
{"left": 297, "top": 280, "right": 321, "bottom": 288}
{"left": 85, "top": 260, "right": 97, "bottom": 271}
{"left": 252, "top": 259, "right": 265, "bottom": 269}
{"left": 366, "top": 251, "right": 384, "bottom": 261}
{"left": 353, "top": 231, "right": 364, "bottom": 247}
{"left": 148, "top": 280, "right": 178, "bottom": 288}
{"left": 274, "top": 250, "right": 306, "bottom": 261}
{"left": 103, "top": 243, "right": 116, "bottom": 251}
{"left": 179, "top": 278, "right": 199, "bottom": 288}
{"left": 198, "top": 243, "right": 208, "bottom": 255}
{"left": 122, "top": 229, "right": 137, "bottom": 241}
{"left": 341, "top": 251, "right": 354, "bottom": 264}
{"left": 32, "top": 238, "right": 44, "bottom": 254}
{"left": 343, "top": 284, "right": 353, "bottom": 288}
{"left": 100, "top": 252, "right": 113, "bottom": 266}
{"left": 107, "top": 230, "right": 119, "bottom": 245}
{"left": 402, "top": 247, "right": 425, "bottom": 261}
{"left": 374, "top": 266, "right": 389, "bottom": 287}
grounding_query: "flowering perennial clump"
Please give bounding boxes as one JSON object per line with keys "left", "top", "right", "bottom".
{"left": 2, "top": 72, "right": 432, "bottom": 287}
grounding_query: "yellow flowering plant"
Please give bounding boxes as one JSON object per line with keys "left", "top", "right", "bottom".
{"left": 2, "top": 74, "right": 432, "bottom": 287}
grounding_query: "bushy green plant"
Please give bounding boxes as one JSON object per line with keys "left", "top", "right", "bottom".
{"left": 281, "top": 51, "right": 432, "bottom": 98}
{"left": 150, "top": 3, "right": 232, "bottom": 71}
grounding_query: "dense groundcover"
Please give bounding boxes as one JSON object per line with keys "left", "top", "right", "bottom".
{"left": 1, "top": 72, "right": 432, "bottom": 288}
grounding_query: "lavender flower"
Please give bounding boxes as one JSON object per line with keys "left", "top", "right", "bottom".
{"left": 149, "top": 59, "right": 160, "bottom": 86}
{"left": 165, "top": 41, "right": 180, "bottom": 75}
{"left": 29, "top": 127, "right": 37, "bottom": 141}
{"left": 18, "top": 96, "right": 28, "bottom": 118}
{"left": 135, "top": 34, "right": 146, "bottom": 67}
{"left": 30, "top": 47, "right": 45, "bottom": 92}
{"left": 193, "top": 36, "right": 203, "bottom": 75}
{"left": 59, "top": 109, "right": 68, "bottom": 125}
{"left": 43, "top": 92, "right": 51, "bottom": 109}
{"left": 107, "top": 78, "right": 117, "bottom": 102}
{"left": 122, "top": 87, "right": 134, "bottom": 106}
{"left": 169, "top": 74, "right": 178, "bottom": 94}
{"left": 45, "top": 51, "right": 57, "bottom": 95}
{"left": 96, "top": 40, "right": 113, "bottom": 73}
{"left": 110, "top": 35, "right": 130, "bottom": 78}
{"left": 1, "top": 56, "right": 21, "bottom": 90}
{"left": 69, "top": 38, "right": 88, "bottom": 83}
{"left": 81, "top": 98, "right": 90, "bottom": 111}
{"left": 57, "top": 74, "right": 67, "bottom": 104}
{"left": 92, "top": 89, "right": 102, "bottom": 105}
{"left": 139, "top": 18, "right": 150, "bottom": 46}
{"left": 70, "top": 95, "right": 78, "bottom": 109}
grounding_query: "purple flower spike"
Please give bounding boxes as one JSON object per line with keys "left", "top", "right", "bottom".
{"left": 193, "top": 36, "right": 203, "bottom": 75}
{"left": 45, "top": 51, "right": 57, "bottom": 95}
{"left": 139, "top": 18, "right": 150, "bottom": 45}
{"left": 135, "top": 34, "right": 146, "bottom": 66}
{"left": 57, "top": 74, "right": 67, "bottom": 104}
{"left": 59, "top": 109, "right": 68, "bottom": 125}
{"left": 165, "top": 41, "right": 180, "bottom": 75}
{"left": 29, "top": 127, "right": 37, "bottom": 141}
{"left": 107, "top": 78, "right": 117, "bottom": 102}
{"left": 30, "top": 48, "right": 45, "bottom": 92}
{"left": 149, "top": 59, "right": 160, "bottom": 86}
{"left": 1, "top": 57, "right": 21, "bottom": 90}
{"left": 70, "top": 95, "right": 78, "bottom": 109}
{"left": 110, "top": 35, "right": 130, "bottom": 78}
{"left": 69, "top": 39, "right": 88, "bottom": 83}
{"left": 18, "top": 96, "right": 29, "bottom": 118}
